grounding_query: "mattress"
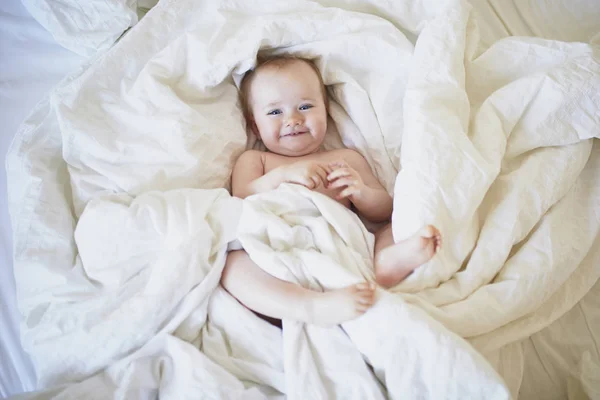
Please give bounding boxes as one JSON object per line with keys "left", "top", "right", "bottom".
{"left": 1, "top": 0, "right": 598, "bottom": 398}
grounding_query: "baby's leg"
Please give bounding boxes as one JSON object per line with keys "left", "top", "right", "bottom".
{"left": 373, "top": 224, "right": 442, "bottom": 288}
{"left": 221, "top": 250, "right": 376, "bottom": 326}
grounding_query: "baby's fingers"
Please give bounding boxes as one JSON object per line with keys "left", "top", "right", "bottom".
{"left": 327, "top": 167, "right": 353, "bottom": 182}
{"left": 328, "top": 177, "right": 356, "bottom": 190}
{"left": 338, "top": 186, "right": 359, "bottom": 199}
{"left": 310, "top": 175, "right": 321, "bottom": 189}
{"left": 320, "top": 163, "right": 334, "bottom": 175}
{"left": 329, "top": 160, "right": 348, "bottom": 169}
{"left": 315, "top": 165, "right": 329, "bottom": 186}
{"left": 295, "top": 174, "right": 315, "bottom": 189}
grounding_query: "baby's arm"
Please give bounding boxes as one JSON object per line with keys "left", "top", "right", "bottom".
{"left": 328, "top": 150, "right": 393, "bottom": 222}
{"left": 232, "top": 150, "right": 285, "bottom": 198}
{"left": 232, "top": 150, "right": 333, "bottom": 198}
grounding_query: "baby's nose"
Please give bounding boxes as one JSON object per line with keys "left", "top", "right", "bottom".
{"left": 286, "top": 112, "right": 303, "bottom": 126}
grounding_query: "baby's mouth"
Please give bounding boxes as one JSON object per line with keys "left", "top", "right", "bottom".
{"left": 282, "top": 130, "right": 308, "bottom": 137}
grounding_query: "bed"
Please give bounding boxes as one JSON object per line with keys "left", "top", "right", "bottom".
{"left": 0, "top": 1, "right": 85, "bottom": 396}
{"left": 1, "top": 0, "right": 598, "bottom": 398}
{"left": 0, "top": 0, "right": 154, "bottom": 396}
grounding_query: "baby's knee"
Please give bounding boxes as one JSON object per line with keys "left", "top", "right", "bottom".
{"left": 373, "top": 254, "right": 393, "bottom": 288}
{"left": 374, "top": 270, "right": 395, "bottom": 289}
{"left": 375, "top": 276, "right": 394, "bottom": 289}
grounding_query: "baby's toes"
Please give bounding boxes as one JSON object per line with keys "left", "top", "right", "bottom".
{"left": 353, "top": 282, "right": 371, "bottom": 293}
{"left": 420, "top": 225, "right": 437, "bottom": 238}
{"left": 355, "top": 285, "right": 373, "bottom": 298}
{"left": 359, "top": 290, "right": 375, "bottom": 303}
{"left": 355, "top": 294, "right": 374, "bottom": 312}
{"left": 356, "top": 303, "right": 370, "bottom": 313}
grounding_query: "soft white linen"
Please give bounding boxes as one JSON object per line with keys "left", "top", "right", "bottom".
{"left": 20, "top": 0, "right": 138, "bottom": 56}
{"left": 519, "top": 278, "right": 600, "bottom": 399}
{"left": 0, "top": 0, "right": 85, "bottom": 396}
{"left": 9, "top": 185, "right": 507, "bottom": 399}
{"left": 393, "top": 32, "right": 599, "bottom": 346}
{"left": 235, "top": 184, "right": 507, "bottom": 398}
{"left": 5, "top": 0, "right": 600, "bottom": 398}
{"left": 461, "top": 2, "right": 600, "bottom": 396}
{"left": 0, "top": 1, "right": 161, "bottom": 396}
{"left": 470, "top": 0, "right": 600, "bottom": 50}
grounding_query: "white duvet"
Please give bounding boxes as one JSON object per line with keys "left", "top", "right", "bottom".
{"left": 20, "top": 0, "right": 139, "bottom": 56}
{"left": 6, "top": 0, "right": 600, "bottom": 398}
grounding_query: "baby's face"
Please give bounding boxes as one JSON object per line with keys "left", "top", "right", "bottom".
{"left": 249, "top": 60, "right": 327, "bottom": 156}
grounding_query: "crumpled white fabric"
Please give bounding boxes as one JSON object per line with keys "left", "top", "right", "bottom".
{"left": 6, "top": 0, "right": 599, "bottom": 397}
{"left": 21, "top": 0, "right": 139, "bottom": 56}
{"left": 390, "top": 10, "right": 600, "bottom": 351}
{"left": 235, "top": 184, "right": 508, "bottom": 399}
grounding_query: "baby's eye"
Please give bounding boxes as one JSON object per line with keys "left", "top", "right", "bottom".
{"left": 267, "top": 109, "right": 282, "bottom": 116}
{"left": 299, "top": 104, "right": 313, "bottom": 111}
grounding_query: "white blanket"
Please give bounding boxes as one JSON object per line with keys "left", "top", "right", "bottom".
{"left": 6, "top": 0, "right": 599, "bottom": 398}
{"left": 235, "top": 184, "right": 507, "bottom": 398}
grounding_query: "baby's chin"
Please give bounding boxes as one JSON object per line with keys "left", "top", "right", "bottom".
{"left": 273, "top": 142, "right": 323, "bottom": 157}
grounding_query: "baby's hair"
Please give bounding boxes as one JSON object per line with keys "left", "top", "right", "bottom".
{"left": 239, "top": 55, "right": 328, "bottom": 128}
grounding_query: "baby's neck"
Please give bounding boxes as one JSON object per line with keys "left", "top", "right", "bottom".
{"left": 311, "top": 145, "right": 326, "bottom": 154}
{"left": 267, "top": 145, "right": 325, "bottom": 157}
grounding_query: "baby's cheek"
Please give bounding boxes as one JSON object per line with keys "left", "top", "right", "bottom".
{"left": 316, "top": 114, "right": 328, "bottom": 131}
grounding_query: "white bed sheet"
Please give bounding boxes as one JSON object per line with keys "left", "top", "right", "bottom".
{"left": 0, "top": 0, "right": 598, "bottom": 398}
{"left": 0, "top": 0, "right": 84, "bottom": 397}
{"left": 470, "top": 0, "right": 600, "bottom": 49}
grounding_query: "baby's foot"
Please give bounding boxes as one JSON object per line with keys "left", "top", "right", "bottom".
{"left": 375, "top": 225, "right": 442, "bottom": 288}
{"left": 308, "top": 283, "right": 376, "bottom": 327}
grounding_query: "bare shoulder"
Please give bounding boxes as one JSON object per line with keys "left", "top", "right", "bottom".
{"left": 232, "top": 149, "right": 266, "bottom": 197}
{"left": 235, "top": 149, "right": 264, "bottom": 167}
{"left": 329, "top": 148, "right": 368, "bottom": 166}
{"left": 331, "top": 148, "right": 378, "bottom": 179}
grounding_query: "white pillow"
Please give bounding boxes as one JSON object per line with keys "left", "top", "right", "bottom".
{"left": 21, "top": 0, "right": 139, "bottom": 57}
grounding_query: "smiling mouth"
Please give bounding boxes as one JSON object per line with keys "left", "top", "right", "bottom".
{"left": 282, "top": 131, "right": 308, "bottom": 137}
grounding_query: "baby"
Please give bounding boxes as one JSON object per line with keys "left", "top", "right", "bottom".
{"left": 221, "top": 56, "right": 441, "bottom": 326}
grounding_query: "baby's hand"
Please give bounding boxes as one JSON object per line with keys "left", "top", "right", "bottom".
{"left": 283, "top": 161, "right": 332, "bottom": 189}
{"left": 327, "top": 161, "right": 366, "bottom": 199}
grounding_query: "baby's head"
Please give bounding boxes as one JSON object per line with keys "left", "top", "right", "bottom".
{"left": 240, "top": 56, "right": 329, "bottom": 156}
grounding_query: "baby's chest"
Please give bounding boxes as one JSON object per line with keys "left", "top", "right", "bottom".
{"left": 265, "top": 155, "right": 351, "bottom": 208}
